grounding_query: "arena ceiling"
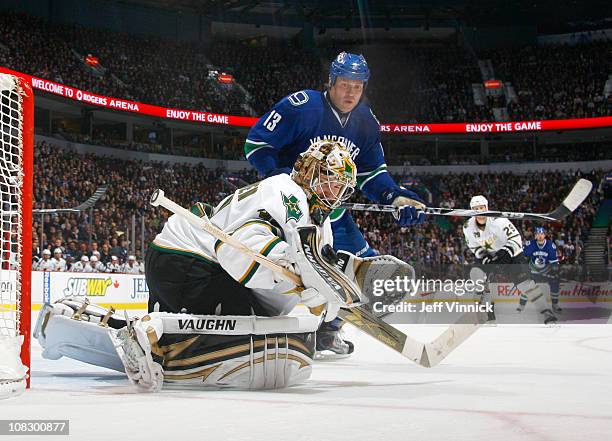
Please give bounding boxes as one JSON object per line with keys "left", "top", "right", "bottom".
{"left": 114, "top": 0, "right": 611, "bottom": 29}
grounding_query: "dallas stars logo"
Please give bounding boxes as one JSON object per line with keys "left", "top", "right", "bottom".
{"left": 341, "top": 159, "right": 354, "bottom": 180}
{"left": 482, "top": 237, "right": 495, "bottom": 250}
{"left": 282, "top": 193, "right": 303, "bottom": 222}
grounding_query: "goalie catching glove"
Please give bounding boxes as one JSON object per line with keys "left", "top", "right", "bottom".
{"left": 320, "top": 244, "right": 416, "bottom": 316}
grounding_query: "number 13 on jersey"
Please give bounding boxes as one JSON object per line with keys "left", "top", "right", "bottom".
{"left": 263, "top": 110, "right": 282, "bottom": 131}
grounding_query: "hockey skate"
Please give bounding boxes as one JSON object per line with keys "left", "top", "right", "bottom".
{"left": 112, "top": 317, "right": 164, "bottom": 392}
{"left": 552, "top": 304, "right": 563, "bottom": 314}
{"left": 541, "top": 309, "right": 558, "bottom": 325}
{"left": 480, "top": 302, "right": 496, "bottom": 325}
{"left": 315, "top": 319, "right": 354, "bottom": 360}
{"left": 476, "top": 289, "right": 496, "bottom": 325}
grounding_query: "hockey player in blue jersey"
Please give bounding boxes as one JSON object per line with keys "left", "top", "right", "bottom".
{"left": 523, "top": 227, "right": 562, "bottom": 313}
{"left": 245, "top": 52, "right": 426, "bottom": 357}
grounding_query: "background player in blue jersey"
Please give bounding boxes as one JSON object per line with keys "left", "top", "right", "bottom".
{"left": 245, "top": 52, "right": 426, "bottom": 357}
{"left": 524, "top": 227, "right": 561, "bottom": 313}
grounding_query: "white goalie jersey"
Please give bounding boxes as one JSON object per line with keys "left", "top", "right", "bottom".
{"left": 152, "top": 174, "right": 333, "bottom": 313}
{"left": 463, "top": 217, "right": 523, "bottom": 260}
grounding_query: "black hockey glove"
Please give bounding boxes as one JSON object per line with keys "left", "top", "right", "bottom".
{"left": 481, "top": 249, "right": 512, "bottom": 265}
{"left": 492, "top": 248, "right": 512, "bottom": 264}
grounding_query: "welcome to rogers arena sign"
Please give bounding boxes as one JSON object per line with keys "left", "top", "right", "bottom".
{"left": 2, "top": 66, "right": 611, "bottom": 134}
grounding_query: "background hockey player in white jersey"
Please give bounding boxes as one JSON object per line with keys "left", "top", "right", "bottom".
{"left": 51, "top": 248, "right": 67, "bottom": 271}
{"left": 105, "top": 255, "right": 122, "bottom": 273}
{"left": 70, "top": 255, "right": 93, "bottom": 272}
{"left": 89, "top": 254, "right": 107, "bottom": 273}
{"left": 463, "top": 195, "right": 557, "bottom": 324}
{"left": 122, "top": 255, "right": 143, "bottom": 274}
{"left": 34, "top": 249, "right": 55, "bottom": 271}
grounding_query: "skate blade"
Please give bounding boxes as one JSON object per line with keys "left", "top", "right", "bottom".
{"left": 314, "top": 350, "right": 352, "bottom": 361}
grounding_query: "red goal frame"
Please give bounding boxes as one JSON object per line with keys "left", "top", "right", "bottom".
{"left": 20, "top": 76, "right": 33, "bottom": 387}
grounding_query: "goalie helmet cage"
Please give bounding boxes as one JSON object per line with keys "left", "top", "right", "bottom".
{"left": 0, "top": 73, "right": 33, "bottom": 398}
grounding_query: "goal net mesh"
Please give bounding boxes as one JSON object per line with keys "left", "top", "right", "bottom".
{"left": 0, "top": 73, "right": 28, "bottom": 397}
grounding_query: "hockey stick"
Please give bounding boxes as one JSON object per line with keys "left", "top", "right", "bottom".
{"left": 32, "top": 186, "right": 108, "bottom": 214}
{"left": 340, "top": 179, "right": 593, "bottom": 222}
{"left": 150, "top": 189, "right": 477, "bottom": 367}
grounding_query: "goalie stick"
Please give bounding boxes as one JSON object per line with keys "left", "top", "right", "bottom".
{"left": 150, "top": 189, "right": 479, "bottom": 367}
{"left": 1, "top": 186, "right": 107, "bottom": 216}
{"left": 32, "top": 186, "right": 108, "bottom": 214}
{"left": 340, "top": 179, "right": 593, "bottom": 222}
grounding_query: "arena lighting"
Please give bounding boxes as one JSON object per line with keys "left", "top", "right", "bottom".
{"left": 85, "top": 54, "right": 99, "bottom": 67}
{"left": 2, "top": 66, "right": 611, "bottom": 133}
{"left": 484, "top": 79, "right": 502, "bottom": 89}
{"left": 218, "top": 74, "right": 234, "bottom": 84}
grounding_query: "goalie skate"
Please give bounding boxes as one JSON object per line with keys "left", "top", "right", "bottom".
{"left": 315, "top": 325, "right": 354, "bottom": 360}
{"left": 111, "top": 317, "right": 164, "bottom": 392}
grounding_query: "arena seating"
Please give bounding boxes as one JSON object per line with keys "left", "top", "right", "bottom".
{"left": 2, "top": 11, "right": 609, "bottom": 122}
{"left": 32, "top": 141, "right": 604, "bottom": 272}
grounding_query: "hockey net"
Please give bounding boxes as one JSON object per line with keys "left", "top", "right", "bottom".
{"left": 0, "top": 73, "right": 33, "bottom": 399}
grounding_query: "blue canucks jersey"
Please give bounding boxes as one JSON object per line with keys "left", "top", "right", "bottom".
{"left": 245, "top": 89, "right": 399, "bottom": 203}
{"left": 523, "top": 239, "right": 559, "bottom": 273}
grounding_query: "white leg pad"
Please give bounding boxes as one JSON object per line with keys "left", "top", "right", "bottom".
{"left": 129, "top": 312, "right": 319, "bottom": 391}
{"left": 34, "top": 302, "right": 125, "bottom": 372}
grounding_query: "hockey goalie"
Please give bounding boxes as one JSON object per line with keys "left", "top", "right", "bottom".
{"left": 34, "top": 140, "right": 412, "bottom": 391}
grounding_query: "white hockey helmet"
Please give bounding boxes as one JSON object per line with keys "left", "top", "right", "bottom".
{"left": 42, "top": 249, "right": 51, "bottom": 256}
{"left": 470, "top": 195, "right": 488, "bottom": 210}
{"left": 90, "top": 255, "right": 98, "bottom": 262}
{"left": 128, "top": 255, "right": 136, "bottom": 261}
{"left": 291, "top": 140, "right": 357, "bottom": 210}
{"left": 53, "top": 248, "right": 63, "bottom": 255}
{"left": 81, "top": 255, "right": 89, "bottom": 262}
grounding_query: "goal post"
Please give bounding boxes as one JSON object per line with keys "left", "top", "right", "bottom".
{"left": 0, "top": 73, "right": 33, "bottom": 398}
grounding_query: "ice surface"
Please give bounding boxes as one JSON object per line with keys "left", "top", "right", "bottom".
{"left": 3, "top": 312, "right": 612, "bottom": 441}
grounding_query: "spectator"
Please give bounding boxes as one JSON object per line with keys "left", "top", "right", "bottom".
{"left": 99, "top": 243, "right": 112, "bottom": 265}
{"left": 31, "top": 140, "right": 604, "bottom": 275}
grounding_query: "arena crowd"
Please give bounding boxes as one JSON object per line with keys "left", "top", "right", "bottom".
{"left": 31, "top": 141, "right": 606, "bottom": 274}
{"left": 1, "top": 11, "right": 610, "bottom": 124}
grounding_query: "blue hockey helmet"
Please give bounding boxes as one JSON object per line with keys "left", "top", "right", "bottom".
{"left": 329, "top": 52, "right": 371, "bottom": 85}
{"left": 535, "top": 227, "right": 546, "bottom": 234}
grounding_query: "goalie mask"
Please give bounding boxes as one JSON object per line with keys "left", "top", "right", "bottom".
{"left": 291, "top": 141, "right": 357, "bottom": 215}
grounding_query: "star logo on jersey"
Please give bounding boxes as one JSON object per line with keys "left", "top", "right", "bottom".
{"left": 282, "top": 193, "right": 303, "bottom": 222}
{"left": 341, "top": 159, "right": 354, "bottom": 180}
{"left": 483, "top": 237, "right": 495, "bottom": 250}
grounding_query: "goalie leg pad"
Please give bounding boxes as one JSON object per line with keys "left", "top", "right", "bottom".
{"left": 121, "top": 312, "right": 319, "bottom": 391}
{"left": 33, "top": 298, "right": 131, "bottom": 372}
